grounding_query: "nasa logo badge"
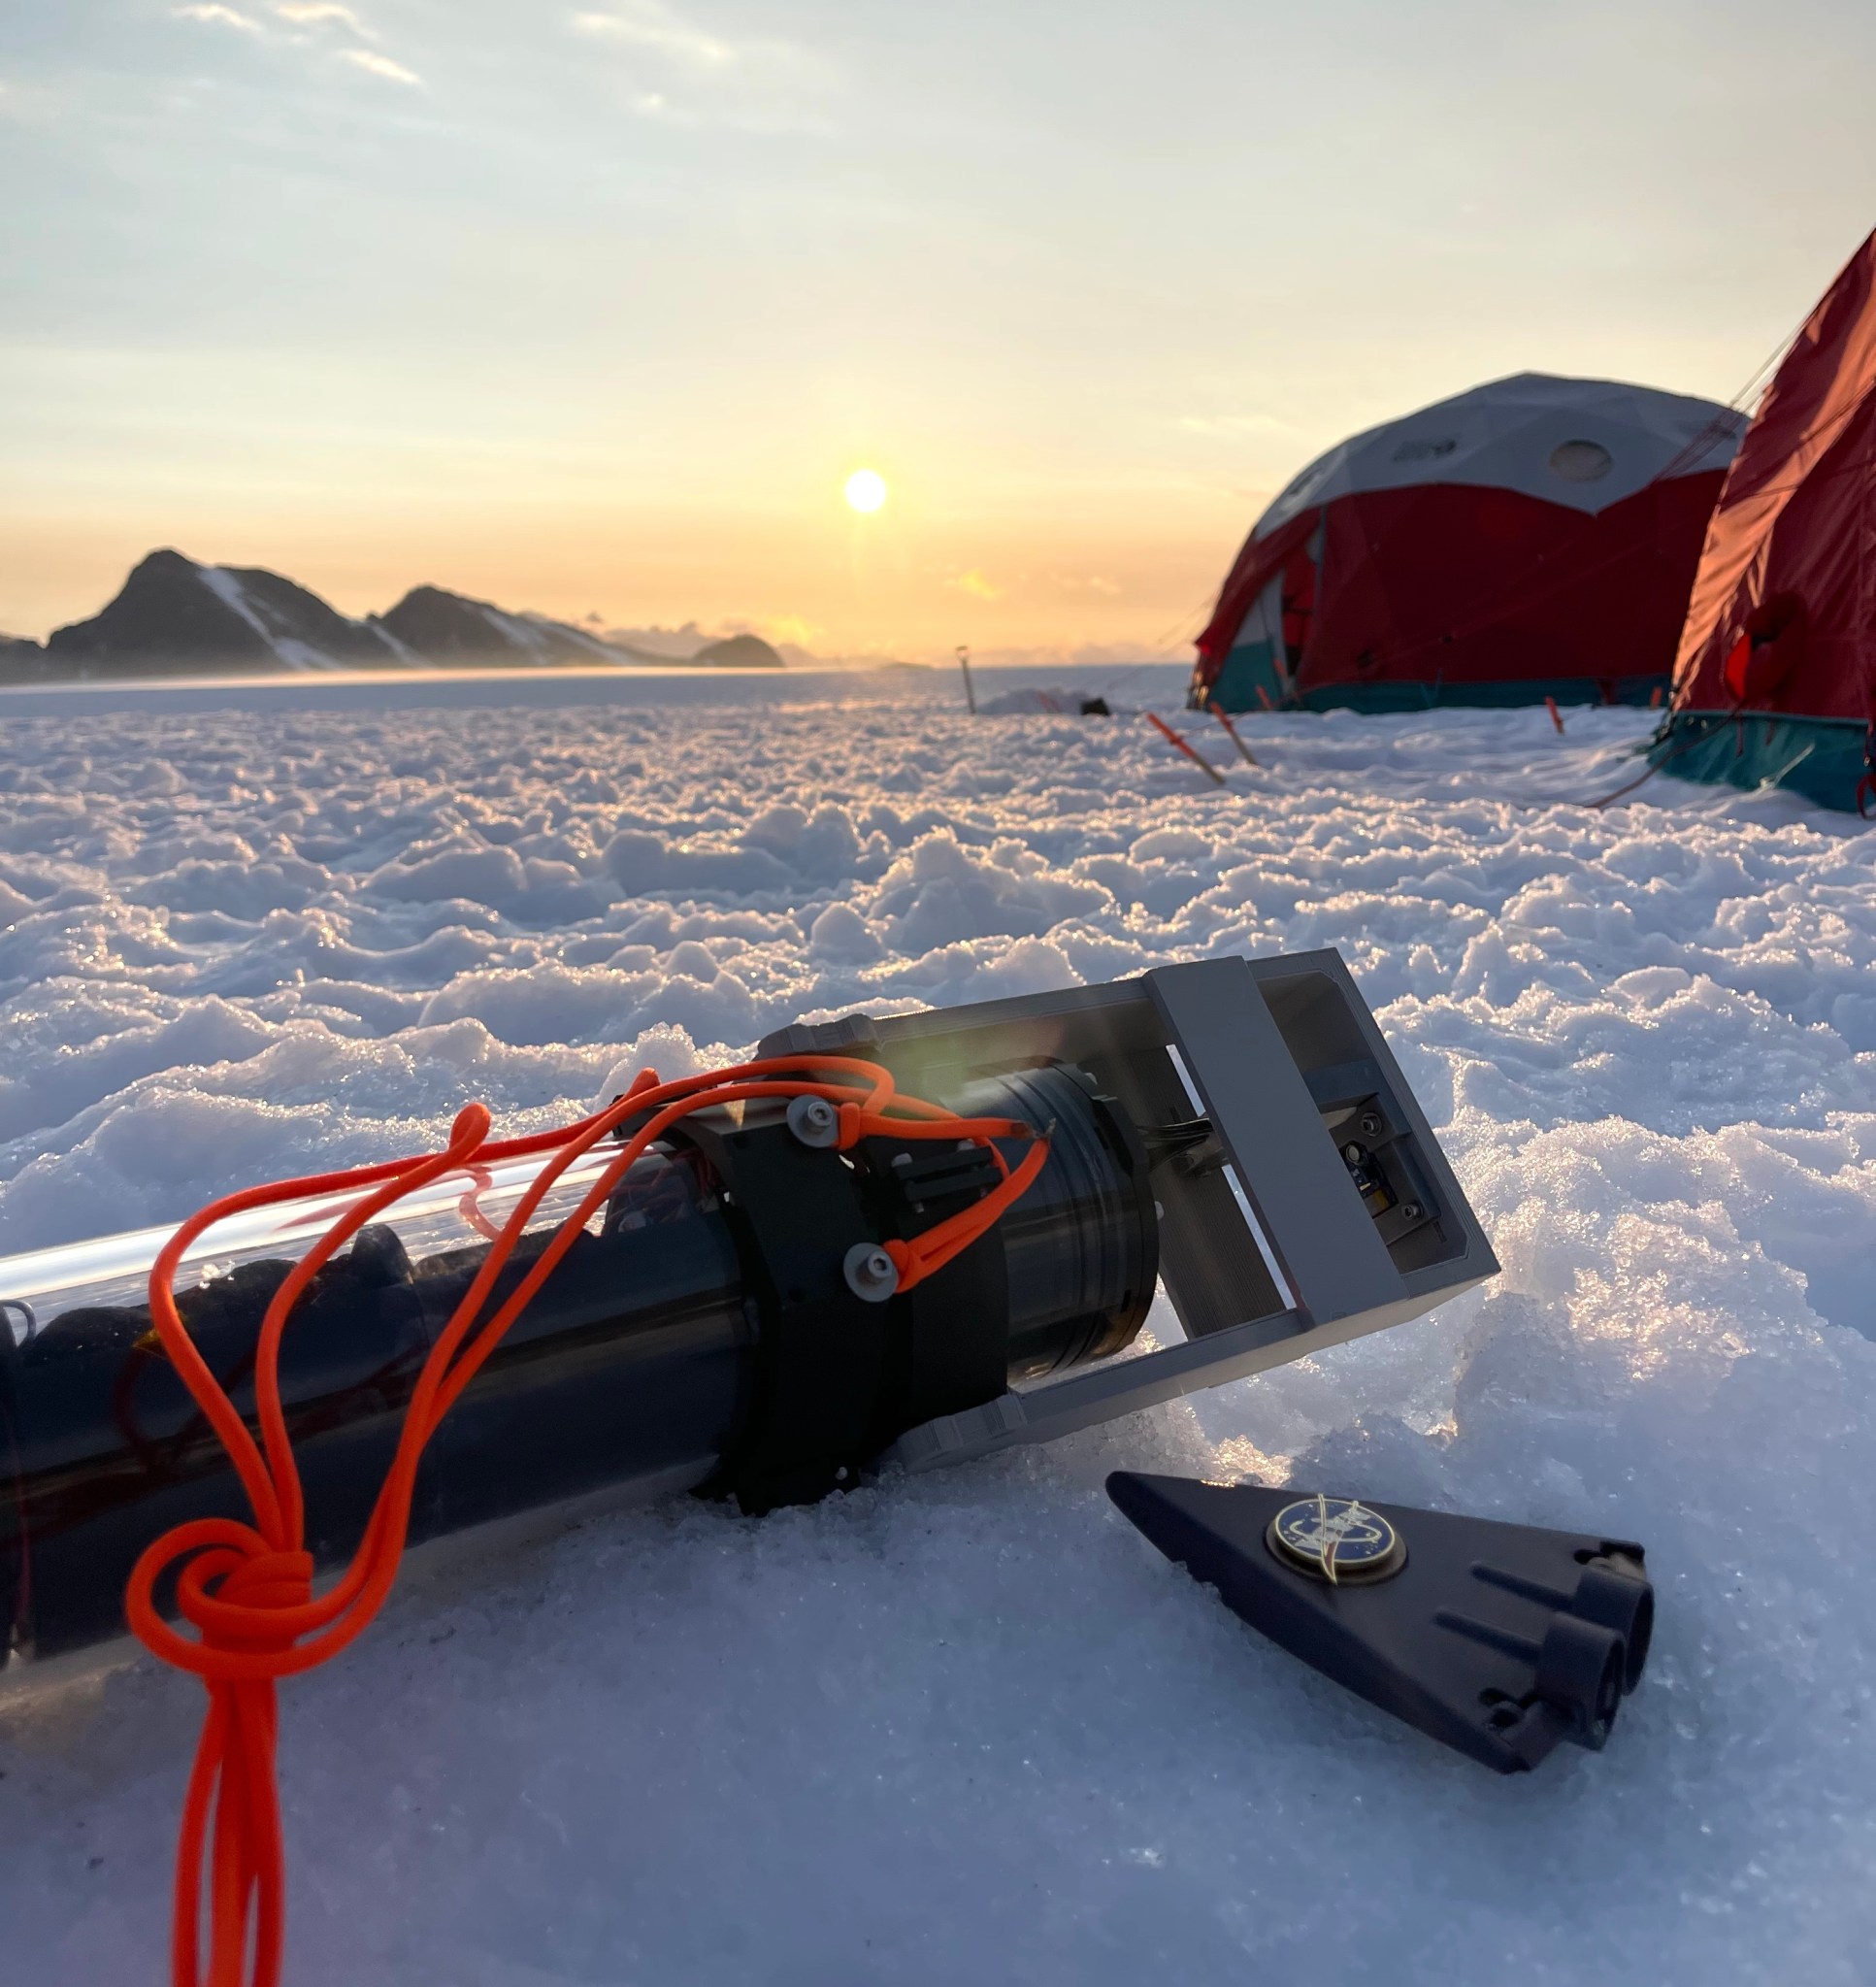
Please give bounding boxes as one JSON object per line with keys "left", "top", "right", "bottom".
{"left": 1267, "top": 1494, "right": 1406, "bottom": 1585}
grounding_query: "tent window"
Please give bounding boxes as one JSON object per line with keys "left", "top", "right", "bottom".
{"left": 1549, "top": 439, "right": 1614, "bottom": 482}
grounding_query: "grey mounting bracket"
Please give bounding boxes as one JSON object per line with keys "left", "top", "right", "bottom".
{"left": 761, "top": 950, "right": 1498, "bottom": 1473}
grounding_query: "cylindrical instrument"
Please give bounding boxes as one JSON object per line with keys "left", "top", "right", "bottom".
{"left": 0, "top": 1061, "right": 1156, "bottom": 1665}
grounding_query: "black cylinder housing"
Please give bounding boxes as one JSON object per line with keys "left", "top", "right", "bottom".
{"left": 0, "top": 1059, "right": 1155, "bottom": 1664}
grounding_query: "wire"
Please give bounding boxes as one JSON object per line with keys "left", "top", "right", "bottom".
{"left": 124, "top": 1054, "right": 1050, "bottom": 1987}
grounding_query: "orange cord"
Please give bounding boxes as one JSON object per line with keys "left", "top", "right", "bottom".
{"left": 125, "top": 1055, "right": 1049, "bottom": 1987}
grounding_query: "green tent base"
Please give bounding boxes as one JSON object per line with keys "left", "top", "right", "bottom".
{"left": 1200, "top": 656, "right": 1671, "bottom": 716}
{"left": 1650, "top": 711, "right": 1871, "bottom": 814}
{"left": 1203, "top": 640, "right": 1287, "bottom": 713}
{"left": 1290, "top": 674, "right": 1669, "bottom": 714}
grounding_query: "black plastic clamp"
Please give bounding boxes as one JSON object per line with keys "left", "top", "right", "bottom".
{"left": 675, "top": 1109, "right": 1008, "bottom": 1514}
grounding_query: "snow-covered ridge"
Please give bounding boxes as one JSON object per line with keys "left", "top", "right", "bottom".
{"left": 14, "top": 550, "right": 784, "bottom": 679}
{"left": 369, "top": 582, "right": 655, "bottom": 670}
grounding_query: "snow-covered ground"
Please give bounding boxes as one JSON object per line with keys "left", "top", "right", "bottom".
{"left": 3, "top": 665, "right": 1875, "bottom": 1984}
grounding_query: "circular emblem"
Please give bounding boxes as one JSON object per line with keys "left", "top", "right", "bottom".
{"left": 1267, "top": 1495, "right": 1405, "bottom": 1584}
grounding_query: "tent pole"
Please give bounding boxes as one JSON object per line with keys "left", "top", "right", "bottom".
{"left": 956, "top": 645, "right": 976, "bottom": 714}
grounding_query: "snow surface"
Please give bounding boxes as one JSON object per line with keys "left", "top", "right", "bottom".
{"left": 976, "top": 681, "right": 1108, "bottom": 715}
{"left": 3, "top": 666, "right": 1875, "bottom": 1985}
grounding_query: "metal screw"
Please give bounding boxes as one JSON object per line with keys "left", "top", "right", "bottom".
{"left": 787, "top": 1094, "right": 840, "bottom": 1148}
{"left": 1359, "top": 1111, "right": 1383, "bottom": 1138}
{"left": 1400, "top": 1202, "right": 1422, "bottom": 1221}
{"left": 843, "top": 1242, "right": 900, "bottom": 1303}
{"left": 1341, "top": 1142, "right": 1366, "bottom": 1165}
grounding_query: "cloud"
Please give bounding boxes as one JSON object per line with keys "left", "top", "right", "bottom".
{"left": 630, "top": 91, "right": 699, "bottom": 125}
{"left": 948, "top": 569, "right": 1005, "bottom": 602}
{"left": 337, "top": 47, "right": 422, "bottom": 84}
{"left": 569, "top": 3, "right": 835, "bottom": 128}
{"left": 172, "top": 4, "right": 264, "bottom": 29}
{"left": 1050, "top": 573, "right": 1122, "bottom": 596}
{"left": 274, "top": 2, "right": 376, "bottom": 34}
{"left": 571, "top": 3, "right": 734, "bottom": 68}
{"left": 171, "top": 0, "right": 421, "bottom": 86}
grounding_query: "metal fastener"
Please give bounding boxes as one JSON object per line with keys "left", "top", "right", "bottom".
{"left": 787, "top": 1095, "right": 840, "bottom": 1148}
{"left": 843, "top": 1242, "right": 900, "bottom": 1303}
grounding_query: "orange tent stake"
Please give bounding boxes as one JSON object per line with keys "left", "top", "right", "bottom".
{"left": 1206, "top": 702, "right": 1261, "bottom": 768}
{"left": 1145, "top": 712, "right": 1227, "bottom": 785}
{"left": 1545, "top": 695, "right": 1566, "bottom": 735}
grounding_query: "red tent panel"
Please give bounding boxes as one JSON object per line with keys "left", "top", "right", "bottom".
{"left": 1195, "top": 509, "right": 1320, "bottom": 668}
{"left": 1671, "top": 229, "right": 1876, "bottom": 724}
{"left": 1300, "top": 473, "right": 1726, "bottom": 695}
{"left": 1193, "top": 375, "right": 1739, "bottom": 711}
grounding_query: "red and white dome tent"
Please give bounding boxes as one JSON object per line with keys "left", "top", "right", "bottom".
{"left": 1190, "top": 374, "right": 1743, "bottom": 714}
{"left": 1650, "top": 228, "right": 1876, "bottom": 813}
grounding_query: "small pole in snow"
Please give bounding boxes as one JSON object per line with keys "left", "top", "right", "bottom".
{"left": 1206, "top": 699, "right": 1261, "bottom": 768}
{"left": 1146, "top": 711, "right": 1227, "bottom": 786}
{"left": 1545, "top": 695, "right": 1566, "bottom": 735}
{"left": 956, "top": 645, "right": 977, "bottom": 715}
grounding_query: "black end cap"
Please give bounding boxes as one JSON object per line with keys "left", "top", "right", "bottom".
{"left": 1107, "top": 1471, "right": 1653, "bottom": 1774}
{"left": 753, "top": 1011, "right": 881, "bottom": 1061}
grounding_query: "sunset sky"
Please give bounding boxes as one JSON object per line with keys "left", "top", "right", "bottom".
{"left": 3, "top": 1, "right": 1872, "bottom": 662}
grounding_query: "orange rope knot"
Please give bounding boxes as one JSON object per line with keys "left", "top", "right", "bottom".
{"left": 178, "top": 1540, "right": 314, "bottom": 1653}
{"left": 125, "top": 1056, "right": 1049, "bottom": 1987}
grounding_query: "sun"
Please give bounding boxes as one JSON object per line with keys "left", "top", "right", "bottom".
{"left": 844, "top": 468, "right": 888, "bottom": 513}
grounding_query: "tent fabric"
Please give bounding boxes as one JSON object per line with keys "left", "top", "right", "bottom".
{"left": 1290, "top": 474, "right": 1722, "bottom": 704}
{"left": 1193, "top": 374, "right": 1740, "bottom": 713}
{"left": 1292, "top": 674, "right": 1669, "bottom": 714}
{"left": 1207, "top": 571, "right": 1288, "bottom": 712}
{"left": 1653, "top": 711, "right": 1866, "bottom": 813}
{"left": 1194, "top": 509, "right": 1319, "bottom": 684}
{"left": 1655, "top": 230, "right": 1876, "bottom": 809}
{"left": 1257, "top": 373, "right": 1740, "bottom": 530}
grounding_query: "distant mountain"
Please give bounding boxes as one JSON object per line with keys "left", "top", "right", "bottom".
{"left": 601, "top": 620, "right": 716, "bottom": 659}
{"left": 598, "top": 625, "right": 789, "bottom": 668}
{"left": 604, "top": 619, "right": 786, "bottom": 667}
{"left": 43, "top": 549, "right": 410, "bottom": 675}
{"left": 5, "top": 549, "right": 734, "bottom": 681}
{"left": 691, "top": 633, "right": 784, "bottom": 670}
{"left": 376, "top": 585, "right": 665, "bottom": 668}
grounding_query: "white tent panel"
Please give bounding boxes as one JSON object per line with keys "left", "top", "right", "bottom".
{"left": 1254, "top": 374, "right": 1744, "bottom": 542}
